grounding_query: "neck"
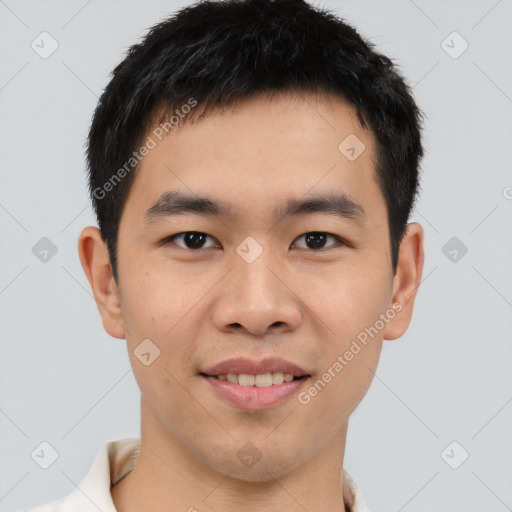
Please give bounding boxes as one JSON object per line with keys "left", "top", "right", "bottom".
{"left": 111, "top": 402, "right": 349, "bottom": 512}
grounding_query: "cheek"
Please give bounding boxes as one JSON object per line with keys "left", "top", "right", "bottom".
{"left": 295, "top": 259, "right": 391, "bottom": 335}
{"left": 303, "top": 287, "right": 387, "bottom": 423}
{"left": 305, "top": 262, "right": 389, "bottom": 401}
{"left": 120, "top": 260, "right": 195, "bottom": 335}
{"left": 120, "top": 265, "right": 208, "bottom": 382}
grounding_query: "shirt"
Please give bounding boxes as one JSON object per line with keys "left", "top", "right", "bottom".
{"left": 20, "top": 438, "right": 372, "bottom": 512}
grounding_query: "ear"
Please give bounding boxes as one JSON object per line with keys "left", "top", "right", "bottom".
{"left": 78, "top": 226, "right": 126, "bottom": 339}
{"left": 383, "top": 222, "right": 424, "bottom": 340}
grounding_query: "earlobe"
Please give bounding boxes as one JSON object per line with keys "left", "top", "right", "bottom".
{"left": 77, "top": 226, "right": 126, "bottom": 340}
{"left": 383, "top": 222, "right": 424, "bottom": 341}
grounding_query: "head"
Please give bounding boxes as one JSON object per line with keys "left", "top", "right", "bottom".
{"left": 79, "top": 0, "right": 424, "bottom": 482}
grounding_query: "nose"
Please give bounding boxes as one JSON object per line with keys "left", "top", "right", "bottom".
{"left": 210, "top": 246, "right": 303, "bottom": 337}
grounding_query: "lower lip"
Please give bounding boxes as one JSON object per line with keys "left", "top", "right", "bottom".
{"left": 201, "top": 375, "right": 310, "bottom": 410}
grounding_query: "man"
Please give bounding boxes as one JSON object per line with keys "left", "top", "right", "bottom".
{"left": 24, "top": 0, "right": 425, "bottom": 510}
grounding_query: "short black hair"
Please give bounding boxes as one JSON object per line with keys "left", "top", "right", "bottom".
{"left": 86, "top": 0, "right": 424, "bottom": 284}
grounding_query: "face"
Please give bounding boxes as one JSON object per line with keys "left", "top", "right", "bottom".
{"left": 80, "top": 91, "right": 423, "bottom": 482}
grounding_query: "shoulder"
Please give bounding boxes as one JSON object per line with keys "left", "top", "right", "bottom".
{"left": 9, "top": 438, "right": 140, "bottom": 512}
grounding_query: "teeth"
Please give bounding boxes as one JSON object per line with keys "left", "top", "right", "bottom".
{"left": 255, "top": 373, "right": 272, "bottom": 387}
{"left": 226, "top": 373, "right": 238, "bottom": 384}
{"left": 272, "top": 372, "right": 284, "bottom": 385}
{"left": 239, "top": 374, "right": 256, "bottom": 386}
{"left": 216, "top": 372, "right": 298, "bottom": 386}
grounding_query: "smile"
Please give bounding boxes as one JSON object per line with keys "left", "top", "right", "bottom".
{"left": 201, "top": 373, "right": 310, "bottom": 410}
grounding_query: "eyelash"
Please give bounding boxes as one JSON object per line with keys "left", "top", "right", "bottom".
{"left": 162, "top": 231, "right": 349, "bottom": 251}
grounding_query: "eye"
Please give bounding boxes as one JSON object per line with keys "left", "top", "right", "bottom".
{"left": 163, "top": 231, "right": 219, "bottom": 250}
{"left": 162, "top": 231, "right": 347, "bottom": 251}
{"left": 292, "top": 232, "right": 345, "bottom": 250}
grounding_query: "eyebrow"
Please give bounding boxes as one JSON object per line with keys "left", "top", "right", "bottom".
{"left": 144, "top": 190, "right": 366, "bottom": 225}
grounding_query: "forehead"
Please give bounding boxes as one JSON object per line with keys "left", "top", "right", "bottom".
{"left": 124, "top": 91, "right": 383, "bottom": 224}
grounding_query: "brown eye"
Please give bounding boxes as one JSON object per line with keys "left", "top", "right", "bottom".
{"left": 165, "top": 232, "right": 218, "bottom": 250}
{"left": 293, "top": 232, "right": 343, "bottom": 250}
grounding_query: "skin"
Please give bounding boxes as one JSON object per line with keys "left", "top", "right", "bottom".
{"left": 79, "top": 91, "right": 424, "bottom": 512}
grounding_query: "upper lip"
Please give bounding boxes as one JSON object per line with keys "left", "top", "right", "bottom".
{"left": 201, "top": 357, "right": 310, "bottom": 377}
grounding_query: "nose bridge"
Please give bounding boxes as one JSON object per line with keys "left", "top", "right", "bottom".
{"left": 211, "top": 236, "right": 302, "bottom": 335}
{"left": 234, "top": 236, "right": 283, "bottom": 310}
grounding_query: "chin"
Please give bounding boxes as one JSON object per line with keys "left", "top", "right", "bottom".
{"left": 204, "top": 447, "right": 301, "bottom": 483}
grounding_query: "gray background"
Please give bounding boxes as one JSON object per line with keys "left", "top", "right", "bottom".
{"left": 1, "top": 1, "right": 511, "bottom": 511}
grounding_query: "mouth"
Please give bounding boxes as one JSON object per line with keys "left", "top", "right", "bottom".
{"left": 200, "top": 356, "right": 311, "bottom": 380}
{"left": 199, "top": 372, "right": 310, "bottom": 386}
{"left": 199, "top": 356, "right": 312, "bottom": 410}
